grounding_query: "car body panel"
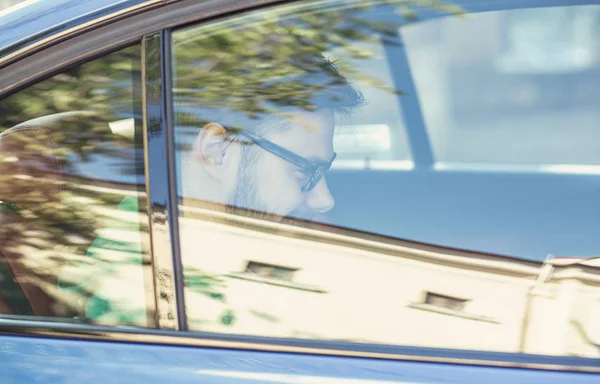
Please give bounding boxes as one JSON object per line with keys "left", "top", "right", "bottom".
{"left": 1, "top": 335, "right": 600, "bottom": 383}
{"left": 0, "top": 0, "right": 150, "bottom": 59}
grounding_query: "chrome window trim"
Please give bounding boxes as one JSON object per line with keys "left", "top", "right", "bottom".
{"left": 161, "top": 28, "right": 188, "bottom": 330}
{"left": 142, "top": 30, "right": 186, "bottom": 330}
{"left": 0, "top": 319, "right": 599, "bottom": 373}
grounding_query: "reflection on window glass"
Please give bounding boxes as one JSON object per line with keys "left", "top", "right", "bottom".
{"left": 404, "top": 5, "right": 600, "bottom": 166}
{"left": 328, "top": 40, "right": 413, "bottom": 168}
{"left": 0, "top": 45, "right": 154, "bottom": 327}
{"left": 173, "top": 0, "right": 600, "bottom": 361}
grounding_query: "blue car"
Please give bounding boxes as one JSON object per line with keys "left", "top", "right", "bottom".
{"left": 1, "top": 0, "right": 600, "bottom": 382}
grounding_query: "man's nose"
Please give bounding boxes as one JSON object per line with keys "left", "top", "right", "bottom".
{"left": 305, "top": 178, "right": 335, "bottom": 213}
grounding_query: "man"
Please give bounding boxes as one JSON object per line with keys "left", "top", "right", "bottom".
{"left": 179, "top": 54, "right": 364, "bottom": 223}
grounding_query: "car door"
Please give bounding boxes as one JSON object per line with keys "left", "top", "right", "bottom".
{"left": 1, "top": 0, "right": 600, "bottom": 383}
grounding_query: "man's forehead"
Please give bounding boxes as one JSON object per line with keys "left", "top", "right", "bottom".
{"left": 280, "top": 109, "right": 335, "bottom": 134}
{"left": 264, "top": 109, "right": 335, "bottom": 163}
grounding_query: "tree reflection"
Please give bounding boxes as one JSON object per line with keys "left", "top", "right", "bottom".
{"left": 173, "top": 0, "right": 463, "bottom": 135}
{"left": 0, "top": 45, "right": 150, "bottom": 324}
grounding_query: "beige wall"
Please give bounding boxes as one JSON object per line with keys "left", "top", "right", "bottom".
{"left": 179, "top": 206, "right": 600, "bottom": 358}
{"left": 0, "top": 0, "right": 23, "bottom": 10}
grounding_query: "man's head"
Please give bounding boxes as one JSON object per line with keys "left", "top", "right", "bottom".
{"left": 182, "top": 55, "right": 363, "bottom": 222}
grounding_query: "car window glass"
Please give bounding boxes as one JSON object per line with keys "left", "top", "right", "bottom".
{"left": 404, "top": 5, "right": 600, "bottom": 166}
{"left": 0, "top": 44, "right": 154, "bottom": 327}
{"left": 172, "top": 0, "right": 600, "bottom": 360}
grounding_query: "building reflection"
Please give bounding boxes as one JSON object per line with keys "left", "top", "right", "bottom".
{"left": 0, "top": 168, "right": 153, "bottom": 327}
{"left": 179, "top": 200, "right": 600, "bottom": 358}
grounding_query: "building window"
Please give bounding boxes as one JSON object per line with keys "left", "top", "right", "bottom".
{"left": 424, "top": 292, "right": 468, "bottom": 312}
{"left": 244, "top": 261, "right": 297, "bottom": 282}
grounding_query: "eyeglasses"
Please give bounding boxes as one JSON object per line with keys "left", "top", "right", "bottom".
{"left": 235, "top": 130, "right": 336, "bottom": 192}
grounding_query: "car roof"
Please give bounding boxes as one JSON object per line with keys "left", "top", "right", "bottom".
{"left": 0, "top": 0, "right": 149, "bottom": 60}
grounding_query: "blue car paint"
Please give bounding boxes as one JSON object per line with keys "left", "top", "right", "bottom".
{"left": 0, "top": 0, "right": 149, "bottom": 59}
{"left": 1, "top": 335, "right": 599, "bottom": 383}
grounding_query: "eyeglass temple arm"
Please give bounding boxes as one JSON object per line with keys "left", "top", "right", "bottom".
{"left": 237, "top": 130, "right": 319, "bottom": 171}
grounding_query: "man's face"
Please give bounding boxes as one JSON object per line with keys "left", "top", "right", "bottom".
{"left": 228, "top": 109, "right": 336, "bottom": 222}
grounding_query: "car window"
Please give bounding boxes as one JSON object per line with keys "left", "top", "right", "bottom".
{"left": 0, "top": 44, "right": 154, "bottom": 327}
{"left": 172, "top": 0, "right": 600, "bottom": 359}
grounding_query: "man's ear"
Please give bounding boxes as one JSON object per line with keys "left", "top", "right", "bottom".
{"left": 193, "top": 122, "right": 237, "bottom": 178}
